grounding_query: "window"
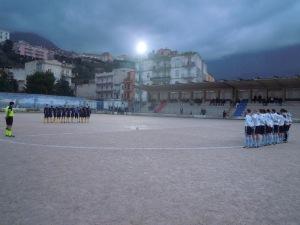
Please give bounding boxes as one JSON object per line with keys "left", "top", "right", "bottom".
{"left": 175, "top": 59, "right": 180, "bottom": 67}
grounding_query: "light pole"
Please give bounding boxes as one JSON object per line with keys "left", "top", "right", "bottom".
{"left": 136, "top": 41, "right": 147, "bottom": 112}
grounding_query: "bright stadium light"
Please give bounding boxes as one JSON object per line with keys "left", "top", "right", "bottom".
{"left": 136, "top": 41, "right": 147, "bottom": 55}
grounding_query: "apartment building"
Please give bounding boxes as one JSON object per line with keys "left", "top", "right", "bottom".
{"left": 13, "top": 41, "right": 54, "bottom": 60}
{"left": 0, "top": 29, "right": 10, "bottom": 43}
{"left": 137, "top": 49, "right": 214, "bottom": 86}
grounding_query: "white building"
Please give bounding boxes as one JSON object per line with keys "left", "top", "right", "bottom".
{"left": 0, "top": 29, "right": 10, "bottom": 43}
{"left": 25, "top": 60, "right": 73, "bottom": 84}
{"left": 95, "top": 68, "right": 134, "bottom": 100}
{"left": 75, "top": 82, "right": 97, "bottom": 99}
{"left": 137, "top": 49, "right": 214, "bottom": 86}
{"left": 9, "top": 68, "right": 26, "bottom": 91}
{"left": 80, "top": 52, "right": 113, "bottom": 62}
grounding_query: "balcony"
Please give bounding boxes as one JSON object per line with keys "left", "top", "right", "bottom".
{"left": 150, "top": 76, "right": 171, "bottom": 85}
{"left": 183, "top": 62, "right": 195, "bottom": 67}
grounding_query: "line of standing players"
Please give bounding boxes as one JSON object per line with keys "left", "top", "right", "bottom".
{"left": 44, "top": 105, "right": 91, "bottom": 123}
{"left": 244, "top": 108, "right": 292, "bottom": 148}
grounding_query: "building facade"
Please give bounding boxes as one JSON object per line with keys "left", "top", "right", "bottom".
{"left": 8, "top": 68, "right": 26, "bottom": 91}
{"left": 25, "top": 60, "right": 73, "bottom": 84}
{"left": 95, "top": 68, "right": 134, "bottom": 100}
{"left": 122, "top": 71, "right": 135, "bottom": 102}
{"left": 13, "top": 41, "right": 54, "bottom": 60}
{"left": 75, "top": 82, "right": 97, "bottom": 99}
{"left": 95, "top": 71, "right": 114, "bottom": 99}
{"left": 80, "top": 52, "right": 113, "bottom": 62}
{"left": 0, "top": 29, "right": 10, "bottom": 43}
{"left": 137, "top": 49, "right": 214, "bottom": 86}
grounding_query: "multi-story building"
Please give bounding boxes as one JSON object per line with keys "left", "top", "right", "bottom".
{"left": 122, "top": 71, "right": 135, "bottom": 101}
{"left": 95, "top": 68, "right": 134, "bottom": 100}
{"left": 80, "top": 52, "right": 113, "bottom": 62}
{"left": 75, "top": 82, "right": 97, "bottom": 99}
{"left": 25, "top": 60, "right": 73, "bottom": 84}
{"left": 113, "top": 68, "right": 133, "bottom": 99}
{"left": 95, "top": 71, "right": 114, "bottom": 99}
{"left": 122, "top": 71, "right": 135, "bottom": 109}
{"left": 0, "top": 29, "right": 10, "bottom": 43}
{"left": 115, "top": 54, "right": 132, "bottom": 61}
{"left": 137, "top": 49, "right": 214, "bottom": 86}
{"left": 8, "top": 68, "right": 26, "bottom": 91}
{"left": 13, "top": 41, "right": 54, "bottom": 60}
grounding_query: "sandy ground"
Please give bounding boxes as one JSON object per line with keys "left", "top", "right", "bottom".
{"left": 0, "top": 113, "right": 299, "bottom": 225}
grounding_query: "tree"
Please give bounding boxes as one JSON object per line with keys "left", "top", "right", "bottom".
{"left": 54, "top": 76, "right": 73, "bottom": 96}
{"left": 0, "top": 70, "right": 18, "bottom": 92}
{"left": 25, "top": 71, "right": 55, "bottom": 94}
{"left": 2, "top": 40, "right": 14, "bottom": 53}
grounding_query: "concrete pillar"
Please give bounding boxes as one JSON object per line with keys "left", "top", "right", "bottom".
{"left": 178, "top": 91, "right": 182, "bottom": 101}
{"left": 217, "top": 89, "right": 221, "bottom": 99}
{"left": 232, "top": 88, "right": 236, "bottom": 102}
{"left": 283, "top": 88, "right": 286, "bottom": 101}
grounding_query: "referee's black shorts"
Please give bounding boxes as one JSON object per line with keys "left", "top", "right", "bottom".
{"left": 6, "top": 117, "right": 13, "bottom": 126}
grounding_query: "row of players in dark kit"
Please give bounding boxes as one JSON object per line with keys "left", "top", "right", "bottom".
{"left": 44, "top": 105, "right": 91, "bottom": 123}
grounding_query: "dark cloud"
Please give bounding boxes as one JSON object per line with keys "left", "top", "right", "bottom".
{"left": 1, "top": 0, "right": 300, "bottom": 59}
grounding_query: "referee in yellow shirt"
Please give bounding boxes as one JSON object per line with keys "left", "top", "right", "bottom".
{"left": 4, "top": 101, "right": 15, "bottom": 137}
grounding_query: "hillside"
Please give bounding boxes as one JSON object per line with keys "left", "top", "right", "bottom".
{"left": 10, "top": 32, "right": 60, "bottom": 50}
{"left": 207, "top": 44, "right": 300, "bottom": 80}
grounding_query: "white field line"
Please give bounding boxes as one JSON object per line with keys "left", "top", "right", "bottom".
{"left": 18, "top": 125, "right": 242, "bottom": 137}
{"left": 0, "top": 138, "right": 243, "bottom": 150}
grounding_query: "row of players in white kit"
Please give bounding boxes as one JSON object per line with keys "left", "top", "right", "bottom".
{"left": 244, "top": 109, "right": 292, "bottom": 148}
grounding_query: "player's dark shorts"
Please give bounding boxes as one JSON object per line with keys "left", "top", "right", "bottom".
{"left": 257, "top": 125, "right": 265, "bottom": 135}
{"left": 266, "top": 126, "right": 273, "bottom": 134}
{"left": 49, "top": 113, "right": 53, "bottom": 118}
{"left": 261, "top": 125, "right": 266, "bottom": 135}
{"left": 273, "top": 125, "right": 279, "bottom": 133}
{"left": 6, "top": 117, "right": 13, "bottom": 126}
{"left": 279, "top": 126, "right": 285, "bottom": 133}
{"left": 75, "top": 113, "right": 78, "bottom": 118}
{"left": 245, "top": 126, "right": 254, "bottom": 135}
{"left": 255, "top": 126, "right": 264, "bottom": 135}
{"left": 283, "top": 125, "right": 289, "bottom": 132}
{"left": 286, "top": 124, "right": 291, "bottom": 131}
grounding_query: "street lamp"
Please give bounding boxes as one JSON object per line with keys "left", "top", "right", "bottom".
{"left": 136, "top": 41, "right": 147, "bottom": 112}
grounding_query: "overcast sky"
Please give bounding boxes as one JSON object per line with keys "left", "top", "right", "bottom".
{"left": 1, "top": 0, "right": 300, "bottom": 59}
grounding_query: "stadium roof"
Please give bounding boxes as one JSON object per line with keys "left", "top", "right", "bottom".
{"left": 142, "top": 76, "right": 300, "bottom": 91}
